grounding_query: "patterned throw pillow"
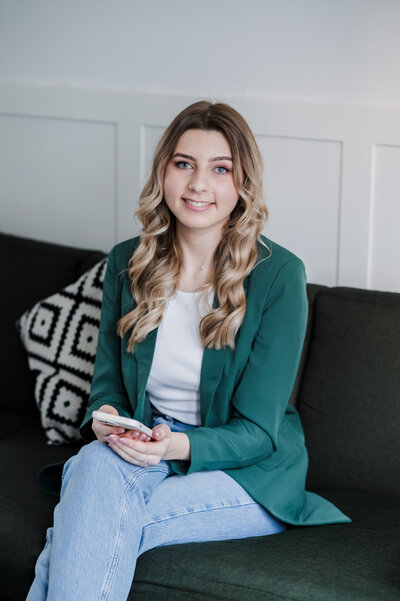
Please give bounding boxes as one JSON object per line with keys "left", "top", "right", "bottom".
{"left": 16, "top": 259, "right": 107, "bottom": 445}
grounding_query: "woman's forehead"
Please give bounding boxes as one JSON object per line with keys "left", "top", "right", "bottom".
{"left": 173, "top": 129, "right": 232, "bottom": 157}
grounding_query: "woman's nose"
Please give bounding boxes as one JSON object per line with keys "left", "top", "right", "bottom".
{"left": 188, "top": 172, "right": 208, "bottom": 193}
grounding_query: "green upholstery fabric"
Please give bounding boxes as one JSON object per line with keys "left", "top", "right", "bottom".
{"left": 0, "top": 410, "right": 30, "bottom": 440}
{"left": 131, "top": 492, "right": 399, "bottom": 601}
{"left": 0, "top": 420, "right": 82, "bottom": 601}
{"left": 298, "top": 287, "right": 400, "bottom": 496}
{"left": 288, "top": 283, "right": 326, "bottom": 407}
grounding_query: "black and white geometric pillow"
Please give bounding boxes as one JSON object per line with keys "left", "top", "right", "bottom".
{"left": 16, "top": 259, "right": 107, "bottom": 445}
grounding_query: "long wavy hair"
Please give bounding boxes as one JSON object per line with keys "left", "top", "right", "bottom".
{"left": 117, "top": 100, "right": 269, "bottom": 352}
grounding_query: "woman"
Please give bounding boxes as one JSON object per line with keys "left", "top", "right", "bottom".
{"left": 27, "top": 101, "right": 350, "bottom": 601}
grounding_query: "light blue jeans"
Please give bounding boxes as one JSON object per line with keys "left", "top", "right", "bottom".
{"left": 26, "top": 415, "right": 286, "bottom": 601}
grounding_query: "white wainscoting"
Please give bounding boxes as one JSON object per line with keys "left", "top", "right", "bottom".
{"left": 0, "top": 84, "right": 399, "bottom": 291}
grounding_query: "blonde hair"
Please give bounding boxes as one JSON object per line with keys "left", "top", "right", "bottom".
{"left": 117, "top": 100, "right": 269, "bottom": 352}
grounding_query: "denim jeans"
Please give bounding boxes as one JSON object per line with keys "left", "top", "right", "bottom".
{"left": 26, "top": 414, "right": 286, "bottom": 601}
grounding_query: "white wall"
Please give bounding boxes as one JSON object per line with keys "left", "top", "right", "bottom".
{"left": 1, "top": 0, "right": 400, "bottom": 104}
{"left": 1, "top": 1, "right": 400, "bottom": 291}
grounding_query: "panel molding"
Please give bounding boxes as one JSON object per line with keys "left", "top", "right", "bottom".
{"left": 0, "top": 110, "right": 116, "bottom": 251}
{"left": 1, "top": 83, "right": 400, "bottom": 290}
{"left": 368, "top": 143, "right": 400, "bottom": 292}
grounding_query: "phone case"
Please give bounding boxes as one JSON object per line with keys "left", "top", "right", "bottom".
{"left": 92, "top": 411, "right": 154, "bottom": 438}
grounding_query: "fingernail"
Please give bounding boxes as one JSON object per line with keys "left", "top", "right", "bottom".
{"left": 120, "top": 438, "right": 129, "bottom": 444}
{"left": 108, "top": 435, "right": 117, "bottom": 442}
{"left": 116, "top": 428, "right": 124, "bottom": 434}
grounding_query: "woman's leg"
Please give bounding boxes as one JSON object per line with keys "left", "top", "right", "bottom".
{"left": 138, "top": 468, "right": 286, "bottom": 556}
{"left": 26, "top": 415, "right": 285, "bottom": 601}
{"left": 26, "top": 440, "right": 171, "bottom": 601}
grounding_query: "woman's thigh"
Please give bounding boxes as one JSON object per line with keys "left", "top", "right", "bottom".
{"left": 138, "top": 469, "right": 286, "bottom": 555}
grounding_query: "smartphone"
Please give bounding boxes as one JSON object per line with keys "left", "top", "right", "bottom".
{"left": 92, "top": 411, "right": 154, "bottom": 439}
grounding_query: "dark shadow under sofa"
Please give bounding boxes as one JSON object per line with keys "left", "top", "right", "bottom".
{"left": 0, "top": 231, "right": 399, "bottom": 601}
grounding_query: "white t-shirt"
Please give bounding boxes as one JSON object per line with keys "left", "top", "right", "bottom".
{"left": 146, "top": 289, "right": 212, "bottom": 426}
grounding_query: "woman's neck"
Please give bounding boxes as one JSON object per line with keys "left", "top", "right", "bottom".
{"left": 175, "top": 226, "right": 221, "bottom": 292}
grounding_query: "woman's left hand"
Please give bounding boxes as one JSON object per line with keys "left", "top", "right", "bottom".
{"left": 107, "top": 424, "right": 173, "bottom": 467}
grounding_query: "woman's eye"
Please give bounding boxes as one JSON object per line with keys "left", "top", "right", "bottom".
{"left": 215, "top": 166, "right": 229, "bottom": 174}
{"left": 175, "top": 161, "right": 192, "bottom": 169}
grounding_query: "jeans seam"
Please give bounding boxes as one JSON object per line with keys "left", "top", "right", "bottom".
{"left": 99, "top": 464, "right": 171, "bottom": 600}
{"left": 127, "top": 465, "right": 172, "bottom": 507}
{"left": 143, "top": 500, "right": 258, "bottom": 527}
{"left": 99, "top": 473, "right": 136, "bottom": 601}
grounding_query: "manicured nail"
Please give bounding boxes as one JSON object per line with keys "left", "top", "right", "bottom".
{"left": 120, "top": 438, "right": 129, "bottom": 444}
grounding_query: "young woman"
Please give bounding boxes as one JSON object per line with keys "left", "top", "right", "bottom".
{"left": 27, "top": 101, "right": 350, "bottom": 601}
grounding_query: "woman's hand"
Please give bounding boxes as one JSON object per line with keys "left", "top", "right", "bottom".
{"left": 107, "top": 424, "right": 172, "bottom": 466}
{"left": 92, "top": 405, "right": 153, "bottom": 443}
{"left": 107, "top": 425, "right": 191, "bottom": 466}
{"left": 92, "top": 405, "right": 125, "bottom": 442}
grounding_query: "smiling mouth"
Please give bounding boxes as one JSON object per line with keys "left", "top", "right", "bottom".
{"left": 183, "top": 198, "right": 215, "bottom": 208}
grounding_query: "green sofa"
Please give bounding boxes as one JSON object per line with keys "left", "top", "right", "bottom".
{"left": 0, "top": 231, "right": 399, "bottom": 601}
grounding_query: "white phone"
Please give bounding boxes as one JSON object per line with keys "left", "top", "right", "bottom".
{"left": 92, "top": 411, "right": 154, "bottom": 439}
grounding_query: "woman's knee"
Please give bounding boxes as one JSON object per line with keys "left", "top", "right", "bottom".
{"left": 61, "top": 442, "right": 171, "bottom": 507}
{"left": 62, "top": 440, "right": 120, "bottom": 486}
{"left": 66, "top": 439, "right": 104, "bottom": 466}
{"left": 77, "top": 439, "right": 109, "bottom": 463}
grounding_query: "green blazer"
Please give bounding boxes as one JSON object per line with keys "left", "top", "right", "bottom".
{"left": 80, "top": 235, "right": 350, "bottom": 526}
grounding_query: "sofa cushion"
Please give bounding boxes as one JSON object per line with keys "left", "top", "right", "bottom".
{"left": 0, "top": 410, "right": 31, "bottom": 440}
{"left": 297, "top": 287, "right": 400, "bottom": 496}
{"left": 15, "top": 258, "right": 107, "bottom": 444}
{"left": 0, "top": 232, "right": 105, "bottom": 418}
{"left": 0, "top": 421, "right": 82, "bottom": 601}
{"left": 288, "top": 283, "right": 326, "bottom": 408}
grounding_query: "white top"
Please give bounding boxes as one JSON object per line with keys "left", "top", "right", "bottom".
{"left": 146, "top": 289, "right": 212, "bottom": 426}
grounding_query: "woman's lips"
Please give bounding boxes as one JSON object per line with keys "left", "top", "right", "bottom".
{"left": 182, "top": 197, "right": 215, "bottom": 212}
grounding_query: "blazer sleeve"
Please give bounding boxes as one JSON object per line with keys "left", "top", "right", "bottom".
{"left": 80, "top": 246, "right": 132, "bottom": 441}
{"left": 171, "top": 257, "right": 308, "bottom": 474}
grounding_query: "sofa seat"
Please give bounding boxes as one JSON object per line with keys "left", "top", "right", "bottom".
{"left": 132, "top": 491, "right": 400, "bottom": 601}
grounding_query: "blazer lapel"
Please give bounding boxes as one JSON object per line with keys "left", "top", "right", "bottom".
{"left": 198, "top": 279, "right": 249, "bottom": 425}
{"left": 133, "top": 327, "right": 158, "bottom": 423}
{"left": 199, "top": 345, "right": 230, "bottom": 424}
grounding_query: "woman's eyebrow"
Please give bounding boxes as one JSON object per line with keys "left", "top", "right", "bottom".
{"left": 172, "top": 153, "right": 233, "bottom": 162}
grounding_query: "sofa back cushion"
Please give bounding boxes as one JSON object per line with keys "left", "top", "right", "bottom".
{"left": 0, "top": 232, "right": 105, "bottom": 417}
{"left": 298, "top": 286, "right": 400, "bottom": 496}
{"left": 288, "top": 283, "right": 326, "bottom": 408}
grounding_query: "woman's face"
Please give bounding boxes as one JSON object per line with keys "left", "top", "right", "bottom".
{"left": 163, "top": 129, "right": 239, "bottom": 238}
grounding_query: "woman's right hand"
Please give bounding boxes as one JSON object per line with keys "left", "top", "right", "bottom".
{"left": 91, "top": 404, "right": 125, "bottom": 442}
